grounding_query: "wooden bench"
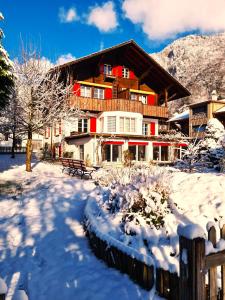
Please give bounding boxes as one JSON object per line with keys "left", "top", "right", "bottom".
{"left": 61, "top": 158, "right": 95, "bottom": 179}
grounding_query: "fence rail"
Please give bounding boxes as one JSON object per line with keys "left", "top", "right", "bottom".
{"left": 0, "top": 146, "right": 26, "bottom": 153}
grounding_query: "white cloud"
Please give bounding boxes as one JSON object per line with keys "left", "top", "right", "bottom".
{"left": 56, "top": 53, "right": 76, "bottom": 65}
{"left": 59, "top": 7, "right": 78, "bottom": 23}
{"left": 122, "top": 0, "right": 225, "bottom": 39}
{"left": 87, "top": 1, "right": 118, "bottom": 32}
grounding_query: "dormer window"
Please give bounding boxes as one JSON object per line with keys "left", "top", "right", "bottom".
{"left": 104, "top": 64, "right": 112, "bottom": 75}
{"left": 122, "top": 67, "right": 129, "bottom": 78}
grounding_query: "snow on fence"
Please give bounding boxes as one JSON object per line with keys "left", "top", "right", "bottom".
{"left": 85, "top": 197, "right": 225, "bottom": 299}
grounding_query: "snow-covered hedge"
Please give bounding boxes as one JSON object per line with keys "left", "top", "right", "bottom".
{"left": 88, "top": 166, "right": 180, "bottom": 272}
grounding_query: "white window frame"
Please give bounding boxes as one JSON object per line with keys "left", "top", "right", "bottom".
{"left": 104, "top": 64, "right": 112, "bottom": 75}
{"left": 122, "top": 67, "right": 129, "bottom": 78}
{"left": 78, "top": 119, "right": 88, "bottom": 133}
{"left": 119, "top": 117, "right": 136, "bottom": 133}
{"left": 130, "top": 93, "right": 138, "bottom": 101}
{"left": 80, "top": 85, "right": 92, "bottom": 98}
{"left": 107, "top": 116, "right": 116, "bottom": 133}
{"left": 142, "top": 123, "right": 148, "bottom": 136}
{"left": 94, "top": 87, "right": 104, "bottom": 100}
{"left": 139, "top": 95, "right": 147, "bottom": 104}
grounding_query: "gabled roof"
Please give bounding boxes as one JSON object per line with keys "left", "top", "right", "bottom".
{"left": 53, "top": 40, "right": 190, "bottom": 101}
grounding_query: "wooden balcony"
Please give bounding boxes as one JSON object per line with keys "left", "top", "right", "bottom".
{"left": 70, "top": 96, "right": 168, "bottom": 118}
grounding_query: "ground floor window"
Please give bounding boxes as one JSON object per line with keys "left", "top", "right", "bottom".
{"left": 153, "top": 146, "right": 160, "bottom": 160}
{"left": 153, "top": 145, "right": 169, "bottom": 161}
{"left": 128, "top": 145, "right": 146, "bottom": 161}
{"left": 103, "top": 144, "right": 122, "bottom": 162}
{"left": 79, "top": 144, "right": 84, "bottom": 160}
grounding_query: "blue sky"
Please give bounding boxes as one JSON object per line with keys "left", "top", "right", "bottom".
{"left": 1, "top": 0, "right": 225, "bottom": 64}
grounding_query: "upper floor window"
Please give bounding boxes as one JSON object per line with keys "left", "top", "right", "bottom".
{"left": 104, "top": 64, "right": 112, "bottom": 75}
{"left": 78, "top": 119, "right": 88, "bottom": 133}
{"left": 107, "top": 116, "right": 116, "bottom": 132}
{"left": 142, "top": 123, "right": 148, "bottom": 136}
{"left": 120, "top": 117, "right": 136, "bottom": 133}
{"left": 122, "top": 67, "right": 129, "bottom": 79}
{"left": 94, "top": 87, "right": 104, "bottom": 99}
{"left": 139, "top": 95, "right": 147, "bottom": 104}
{"left": 130, "top": 93, "right": 138, "bottom": 101}
{"left": 81, "top": 85, "right": 91, "bottom": 98}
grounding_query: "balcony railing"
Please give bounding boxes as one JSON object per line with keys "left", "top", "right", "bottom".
{"left": 70, "top": 96, "right": 168, "bottom": 118}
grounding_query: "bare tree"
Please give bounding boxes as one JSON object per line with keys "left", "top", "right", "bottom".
{"left": 12, "top": 47, "right": 79, "bottom": 172}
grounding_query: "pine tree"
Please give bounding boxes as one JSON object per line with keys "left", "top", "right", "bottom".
{"left": 0, "top": 12, "right": 14, "bottom": 110}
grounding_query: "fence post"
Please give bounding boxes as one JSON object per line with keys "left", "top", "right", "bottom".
{"left": 179, "top": 235, "right": 206, "bottom": 300}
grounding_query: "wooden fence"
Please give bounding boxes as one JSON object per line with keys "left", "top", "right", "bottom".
{"left": 86, "top": 221, "right": 225, "bottom": 299}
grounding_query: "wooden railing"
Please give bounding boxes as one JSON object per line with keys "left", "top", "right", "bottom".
{"left": 70, "top": 96, "right": 168, "bottom": 118}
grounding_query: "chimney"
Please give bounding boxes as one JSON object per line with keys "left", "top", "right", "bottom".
{"left": 211, "top": 90, "right": 218, "bottom": 101}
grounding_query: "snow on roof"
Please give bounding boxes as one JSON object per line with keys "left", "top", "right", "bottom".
{"left": 215, "top": 105, "right": 225, "bottom": 114}
{"left": 168, "top": 110, "right": 189, "bottom": 122}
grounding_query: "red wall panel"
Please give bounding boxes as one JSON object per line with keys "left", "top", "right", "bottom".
{"left": 90, "top": 118, "right": 97, "bottom": 133}
{"left": 150, "top": 122, "right": 156, "bottom": 136}
{"left": 73, "top": 83, "right": 80, "bottom": 96}
{"left": 105, "top": 88, "right": 112, "bottom": 99}
{"left": 147, "top": 94, "right": 155, "bottom": 105}
{"left": 112, "top": 66, "right": 123, "bottom": 77}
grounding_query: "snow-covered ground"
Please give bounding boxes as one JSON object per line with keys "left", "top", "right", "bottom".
{"left": 0, "top": 155, "right": 159, "bottom": 300}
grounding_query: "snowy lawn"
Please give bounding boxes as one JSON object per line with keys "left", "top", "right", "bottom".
{"left": 0, "top": 155, "right": 159, "bottom": 300}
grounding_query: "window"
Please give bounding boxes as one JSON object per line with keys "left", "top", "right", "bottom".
{"left": 120, "top": 117, "right": 136, "bottom": 133}
{"left": 161, "top": 146, "right": 169, "bottom": 161}
{"left": 139, "top": 95, "right": 147, "bottom": 104}
{"left": 128, "top": 145, "right": 146, "bottom": 161}
{"left": 153, "top": 146, "right": 160, "bottom": 161}
{"left": 79, "top": 145, "right": 84, "bottom": 160}
{"left": 103, "top": 144, "right": 122, "bottom": 162}
{"left": 104, "top": 64, "right": 112, "bottom": 75}
{"left": 107, "top": 116, "right": 116, "bottom": 132}
{"left": 122, "top": 67, "right": 129, "bottom": 78}
{"left": 81, "top": 85, "right": 91, "bottom": 98}
{"left": 78, "top": 119, "right": 88, "bottom": 133}
{"left": 130, "top": 93, "right": 138, "bottom": 101}
{"left": 94, "top": 88, "right": 104, "bottom": 99}
{"left": 100, "top": 118, "right": 104, "bottom": 132}
{"left": 142, "top": 123, "right": 148, "bottom": 136}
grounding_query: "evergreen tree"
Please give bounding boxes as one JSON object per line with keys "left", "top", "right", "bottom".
{"left": 0, "top": 12, "right": 14, "bottom": 110}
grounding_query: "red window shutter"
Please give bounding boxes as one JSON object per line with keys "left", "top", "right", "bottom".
{"left": 59, "top": 122, "right": 62, "bottom": 135}
{"left": 112, "top": 66, "right": 123, "bottom": 77}
{"left": 129, "top": 70, "right": 135, "bottom": 79}
{"left": 90, "top": 118, "right": 97, "bottom": 133}
{"left": 48, "top": 128, "right": 50, "bottom": 138}
{"left": 105, "top": 88, "right": 112, "bottom": 99}
{"left": 147, "top": 94, "right": 155, "bottom": 105}
{"left": 150, "top": 122, "right": 156, "bottom": 136}
{"left": 73, "top": 83, "right": 80, "bottom": 96}
{"left": 54, "top": 125, "right": 56, "bottom": 136}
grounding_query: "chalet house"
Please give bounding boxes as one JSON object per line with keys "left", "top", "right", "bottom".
{"left": 44, "top": 40, "right": 190, "bottom": 165}
{"left": 169, "top": 91, "right": 225, "bottom": 139}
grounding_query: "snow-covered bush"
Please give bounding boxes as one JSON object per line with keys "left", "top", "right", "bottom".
{"left": 94, "top": 165, "right": 172, "bottom": 240}
{"left": 178, "top": 118, "right": 225, "bottom": 171}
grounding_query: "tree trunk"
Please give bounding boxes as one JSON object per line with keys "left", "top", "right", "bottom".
{"left": 11, "top": 127, "right": 16, "bottom": 159}
{"left": 26, "top": 128, "right": 32, "bottom": 172}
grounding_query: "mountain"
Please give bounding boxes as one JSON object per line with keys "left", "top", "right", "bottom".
{"left": 152, "top": 33, "right": 225, "bottom": 113}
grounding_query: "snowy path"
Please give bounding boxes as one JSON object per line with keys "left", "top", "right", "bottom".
{"left": 0, "top": 155, "right": 156, "bottom": 300}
